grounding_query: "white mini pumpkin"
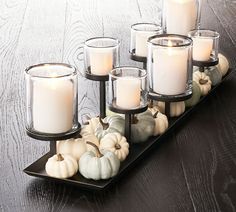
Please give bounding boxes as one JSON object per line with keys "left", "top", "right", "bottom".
{"left": 156, "top": 101, "right": 185, "bottom": 117}
{"left": 193, "top": 71, "right": 212, "bottom": 96}
{"left": 99, "top": 132, "right": 129, "bottom": 161}
{"left": 153, "top": 111, "right": 168, "bottom": 136}
{"left": 45, "top": 154, "right": 78, "bottom": 179}
{"left": 148, "top": 103, "right": 161, "bottom": 115}
{"left": 217, "top": 53, "right": 229, "bottom": 76}
{"left": 57, "top": 138, "right": 87, "bottom": 161}
{"left": 81, "top": 117, "right": 100, "bottom": 135}
{"left": 80, "top": 117, "right": 100, "bottom": 151}
{"left": 79, "top": 142, "right": 120, "bottom": 180}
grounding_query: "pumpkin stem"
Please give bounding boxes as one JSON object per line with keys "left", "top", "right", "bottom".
{"left": 153, "top": 111, "right": 159, "bottom": 118}
{"left": 99, "top": 117, "right": 109, "bottom": 130}
{"left": 83, "top": 114, "right": 91, "bottom": 125}
{"left": 57, "top": 154, "right": 64, "bottom": 161}
{"left": 86, "top": 141, "right": 103, "bottom": 158}
{"left": 115, "top": 143, "right": 121, "bottom": 150}
{"left": 131, "top": 115, "right": 139, "bottom": 124}
{"left": 199, "top": 79, "right": 208, "bottom": 85}
{"left": 148, "top": 100, "right": 154, "bottom": 108}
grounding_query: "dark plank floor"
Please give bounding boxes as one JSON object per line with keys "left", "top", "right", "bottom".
{"left": 0, "top": 0, "right": 236, "bottom": 211}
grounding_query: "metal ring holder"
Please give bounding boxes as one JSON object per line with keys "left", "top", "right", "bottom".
{"left": 84, "top": 37, "right": 120, "bottom": 118}
{"left": 130, "top": 23, "right": 163, "bottom": 70}
{"left": 189, "top": 29, "right": 220, "bottom": 72}
{"left": 107, "top": 67, "right": 148, "bottom": 142}
{"left": 25, "top": 63, "right": 81, "bottom": 154}
{"left": 147, "top": 34, "right": 193, "bottom": 117}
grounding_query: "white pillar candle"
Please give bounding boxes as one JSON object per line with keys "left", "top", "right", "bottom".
{"left": 165, "top": 0, "right": 197, "bottom": 35}
{"left": 116, "top": 77, "right": 141, "bottom": 109}
{"left": 33, "top": 78, "right": 73, "bottom": 134}
{"left": 89, "top": 48, "right": 113, "bottom": 75}
{"left": 192, "top": 37, "right": 213, "bottom": 61}
{"left": 136, "top": 31, "right": 157, "bottom": 57}
{"left": 153, "top": 46, "right": 188, "bottom": 95}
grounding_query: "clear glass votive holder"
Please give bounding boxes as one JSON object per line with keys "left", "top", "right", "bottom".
{"left": 108, "top": 67, "right": 148, "bottom": 111}
{"left": 147, "top": 34, "right": 193, "bottom": 99}
{"left": 84, "top": 37, "right": 120, "bottom": 76}
{"left": 188, "top": 29, "right": 219, "bottom": 63}
{"left": 130, "top": 23, "right": 163, "bottom": 58}
{"left": 25, "top": 63, "right": 79, "bottom": 135}
{"left": 162, "top": 0, "right": 201, "bottom": 35}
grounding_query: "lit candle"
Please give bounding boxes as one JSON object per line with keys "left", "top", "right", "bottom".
{"left": 89, "top": 49, "right": 113, "bottom": 75}
{"left": 136, "top": 31, "right": 157, "bottom": 57}
{"left": 116, "top": 77, "right": 141, "bottom": 109}
{"left": 165, "top": 0, "right": 197, "bottom": 35}
{"left": 153, "top": 41, "right": 188, "bottom": 95}
{"left": 192, "top": 37, "right": 213, "bottom": 61}
{"left": 32, "top": 67, "right": 74, "bottom": 134}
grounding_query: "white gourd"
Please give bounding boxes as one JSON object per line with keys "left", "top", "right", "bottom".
{"left": 153, "top": 111, "right": 168, "bottom": 136}
{"left": 155, "top": 101, "right": 185, "bottom": 117}
{"left": 56, "top": 138, "right": 87, "bottom": 161}
{"left": 99, "top": 132, "right": 129, "bottom": 161}
{"left": 45, "top": 154, "right": 78, "bottom": 179}
{"left": 193, "top": 71, "right": 212, "bottom": 96}
{"left": 217, "top": 53, "right": 229, "bottom": 76}
{"left": 80, "top": 117, "right": 100, "bottom": 151}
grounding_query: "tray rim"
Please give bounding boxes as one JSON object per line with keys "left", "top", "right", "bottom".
{"left": 23, "top": 69, "right": 235, "bottom": 191}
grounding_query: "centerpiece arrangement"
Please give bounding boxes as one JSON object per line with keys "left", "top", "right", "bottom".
{"left": 23, "top": 0, "right": 230, "bottom": 190}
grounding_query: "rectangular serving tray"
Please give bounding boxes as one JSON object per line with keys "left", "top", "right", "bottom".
{"left": 24, "top": 70, "right": 234, "bottom": 191}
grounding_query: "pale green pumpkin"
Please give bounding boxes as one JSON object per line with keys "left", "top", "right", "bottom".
{"left": 204, "top": 66, "right": 222, "bottom": 86}
{"left": 131, "top": 110, "right": 155, "bottom": 143}
{"left": 185, "top": 81, "right": 201, "bottom": 107}
{"left": 79, "top": 142, "right": 120, "bottom": 180}
{"left": 95, "top": 115, "right": 125, "bottom": 140}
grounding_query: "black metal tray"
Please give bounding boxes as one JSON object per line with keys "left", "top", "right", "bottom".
{"left": 24, "top": 70, "right": 234, "bottom": 191}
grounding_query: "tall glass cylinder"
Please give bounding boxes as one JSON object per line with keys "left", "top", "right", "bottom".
{"left": 25, "top": 63, "right": 78, "bottom": 135}
{"left": 162, "top": 0, "right": 201, "bottom": 35}
{"left": 84, "top": 37, "right": 120, "bottom": 76}
{"left": 108, "top": 67, "right": 148, "bottom": 110}
{"left": 147, "top": 34, "right": 193, "bottom": 99}
{"left": 188, "top": 29, "right": 219, "bottom": 63}
{"left": 130, "top": 23, "right": 163, "bottom": 58}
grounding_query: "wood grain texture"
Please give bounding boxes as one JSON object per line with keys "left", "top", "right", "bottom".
{"left": 0, "top": 0, "right": 236, "bottom": 211}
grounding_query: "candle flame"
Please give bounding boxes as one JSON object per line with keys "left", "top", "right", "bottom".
{"left": 167, "top": 40, "right": 173, "bottom": 47}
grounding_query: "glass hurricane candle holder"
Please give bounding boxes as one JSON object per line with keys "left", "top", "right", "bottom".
{"left": 130, "top": 23, "right": 163, "bottom": 58}
{"left": 147, "top": 34, "right": 193, "bottom": 101}
{"left": 162, "top": 0, "right": 201, "bottom": 35}
{"left": 84, "top": 37, "right": 120, "bottom": 77}
{"left": 188, "top": 29, "right": 219, "bottom": 67}
{"left": 108, "top": 67, "right": 148, "bottom": 112}
{"left": 25, "top": 63, "right": 79, "bottom": 138}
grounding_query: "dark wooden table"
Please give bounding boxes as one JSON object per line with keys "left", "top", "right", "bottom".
{"left": 0, "top": 0, "right": 236, "bottom": 211}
